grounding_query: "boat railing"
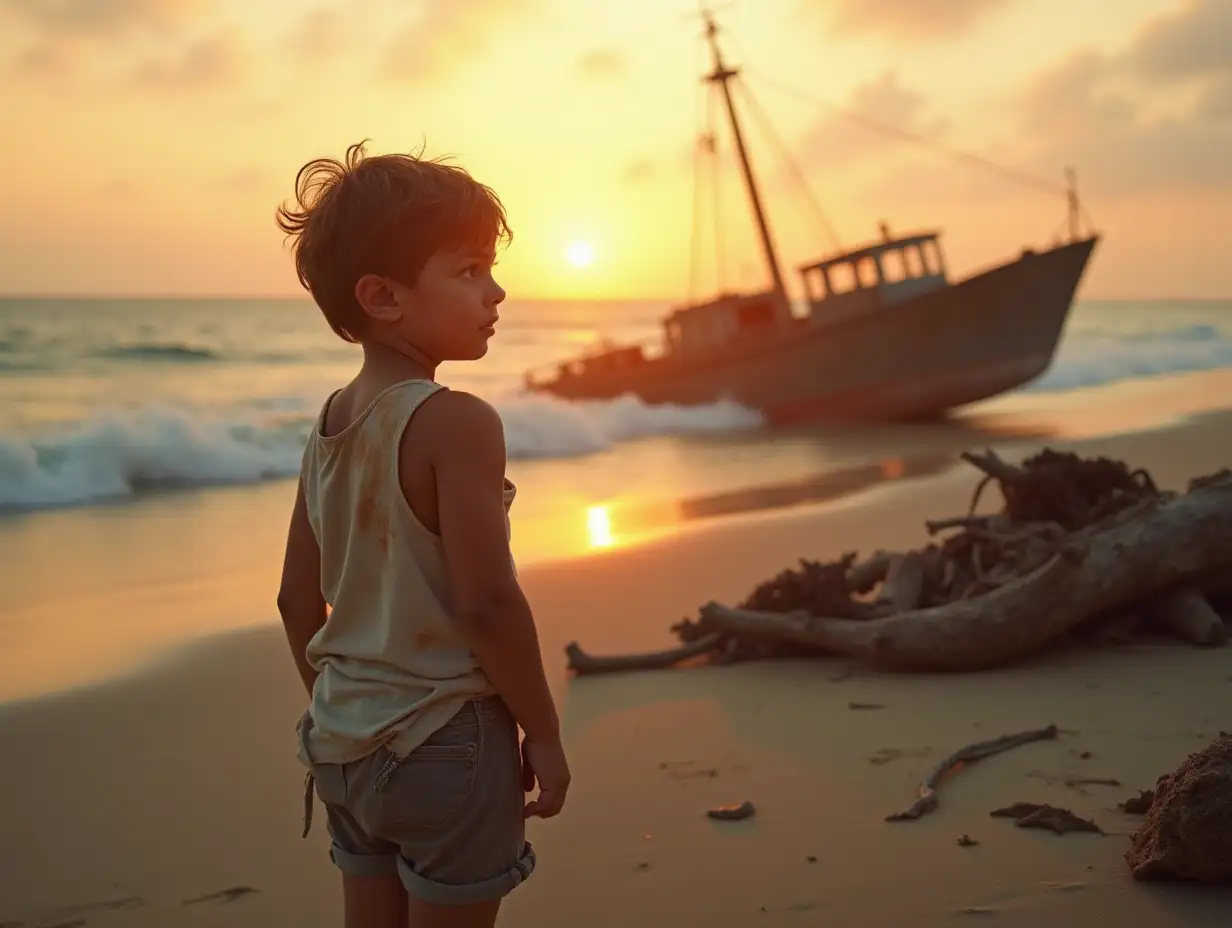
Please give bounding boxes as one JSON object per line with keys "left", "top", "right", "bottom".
{"left": 522, "top": 336, "right": 669, "bottom": 389}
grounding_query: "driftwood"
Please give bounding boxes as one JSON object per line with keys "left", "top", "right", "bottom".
{"left": 564, "top": 449, "right": 1232, "bottom": 676}
{"left": 1144, "top": 587, "right": 1228, "bottom": 647}
{"left": 885, "top": 725, "right": 1059, "bottom": 821}
{"left": 562, "top": 635, "right": 721, "bottom": 675}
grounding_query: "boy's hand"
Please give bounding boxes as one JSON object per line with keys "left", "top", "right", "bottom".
{"left": 521, "top": 736, "right": 571, "bottom": 819}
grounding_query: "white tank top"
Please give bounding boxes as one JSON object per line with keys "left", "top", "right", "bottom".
{"left": 295, "top": 379, "right": 514, "bottom": 765}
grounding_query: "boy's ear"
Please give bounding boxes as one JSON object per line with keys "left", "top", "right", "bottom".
{"left": 354, "top": 273, "right": 403, "bottom": 322}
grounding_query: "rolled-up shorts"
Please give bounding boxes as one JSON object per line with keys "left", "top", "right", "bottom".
{"left": 299, "top": 696, "right": 535, "bottom": 907}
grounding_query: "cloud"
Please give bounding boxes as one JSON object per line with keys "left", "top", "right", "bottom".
{"left": 129, "top": 29, "right": 249, "bottom": 92}
{"left": 380, "top": 0, "right": 534, "bottom": 84}
{"left": 0, "top": 0, "right": 204, "bottom": 39}
{"left": 283, "top": 7, "right": 352, "bottom": 66}
{"left": 802, "top": 0, "right": 1018, "bottom": 42}
{"left": 1126, "top": 0, "right": 1232, "bottom": 80}
{"left": 792, "top": 70, "right": 949, "bottom": 171}
{"left": 1, "top": 0, "right": 215, "bottom": 86}
{"left": 619, "top": 158, "right": 656, "bottom": 185}
{"left": 8, "top": 33, "right": 90, "bottom": 80}
{"left": 577, "top": 48, "right": 625, "bottom": 80}
{"left": 1006, "top": 0, "right": 1232, "bottom": 196}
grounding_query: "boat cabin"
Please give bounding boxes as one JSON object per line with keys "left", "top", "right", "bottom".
{"left": 662, "top": 290, "right": 789, "bottom": 358}
{"left": 798, "top": 225, "right": 950, "bottom": 323}
{"left": 530, "top": 341, "right": 648, "bottom": 387}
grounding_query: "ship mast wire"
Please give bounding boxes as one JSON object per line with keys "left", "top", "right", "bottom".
{"left": 707, "top": 87, "right": 728, "bottom": 294}
{"left": 743, "top": 65, "right": 1071, "bottom": 198}
{"left": 687, "top": 38, "right": 707, "bottom": 307}
{"left": 732, "top": 78, "right": 843, "bottom": 252}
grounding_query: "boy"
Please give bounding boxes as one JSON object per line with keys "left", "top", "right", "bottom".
{"left": 275, "top": 140, "right": 569, "bottom": 928}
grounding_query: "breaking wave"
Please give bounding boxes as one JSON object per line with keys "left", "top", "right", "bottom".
{"left": 0, "top": 393, "right": 762, "bottom": 513}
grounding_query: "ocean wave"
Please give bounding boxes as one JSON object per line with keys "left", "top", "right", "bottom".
{"left": 96, "top": 342, "right": 222, "bottom": 363}
{"left": 0, "top": 394, "right": 762, "bottom": 513}
{"left": 1028, "top": 321, "right": 1232, "bottom": 392}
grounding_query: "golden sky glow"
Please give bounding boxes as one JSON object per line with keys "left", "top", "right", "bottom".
{"left": 0, "top": 0, "right": 1228, "bottom": 301}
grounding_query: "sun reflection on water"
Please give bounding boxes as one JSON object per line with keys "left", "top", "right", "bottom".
{"left": 585, "top": 504, "right": 614, "bottom": 548}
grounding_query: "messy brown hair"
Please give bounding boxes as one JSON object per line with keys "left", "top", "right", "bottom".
{"left": 275, "top": 140, "right": 511, "bottom": 342}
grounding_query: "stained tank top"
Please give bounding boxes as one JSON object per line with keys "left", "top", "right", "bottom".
{"left": 295, "top": 379, "right": 514, "bottom": 766}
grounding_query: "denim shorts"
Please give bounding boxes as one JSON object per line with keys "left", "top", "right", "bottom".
{"left": 299, "top": 696, "right": 535, "bottom": 907}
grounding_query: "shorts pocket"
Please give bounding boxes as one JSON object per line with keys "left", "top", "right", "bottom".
{"left": 373, "top": 741, "right": 479, "bottom": 831}
{"left": 311, "top": 763, "right": 348, "bottom": 808}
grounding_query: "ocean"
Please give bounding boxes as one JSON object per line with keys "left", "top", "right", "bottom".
{"left": 2, "top": 296, "right": 1231, "bottom": 516}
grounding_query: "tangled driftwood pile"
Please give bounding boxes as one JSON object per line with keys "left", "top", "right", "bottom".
{"left": 566, "top": 449, "right": 1232, "bottom": 674}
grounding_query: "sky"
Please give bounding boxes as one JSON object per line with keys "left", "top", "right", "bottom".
{"left": 0, "top": 0, "right": 1229, "bottom": 301}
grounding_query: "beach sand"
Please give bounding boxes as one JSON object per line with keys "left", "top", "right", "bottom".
{"left": 3, "top": 407, "right": 1232, "bottom": 926}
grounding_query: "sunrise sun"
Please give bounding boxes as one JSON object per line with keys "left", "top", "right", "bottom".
{"left": 565, "top": 240, "right": 595, "bottom": 268}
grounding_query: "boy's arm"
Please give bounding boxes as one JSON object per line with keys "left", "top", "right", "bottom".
{"left": 420, "top": 392, "right": 561, "bottom": 745}
{"left": 277, "top": 477, "right": 328, "bottom": 697}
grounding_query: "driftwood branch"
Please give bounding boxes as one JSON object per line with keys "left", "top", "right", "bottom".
{"left": 847, "top": 550, "right": 892, "bottom": 593}
{"left": 875, "top": 551, "right": 926, "bottom": 612}
{"left": 886, "top": 725, "right": 1059, "bottom": 822}
{"left": 960, "top": 449, "right": 1024, "bottom": 484}
{"left": 697, "top": 474, "right": 1232, "bottom": 671}
{"left": 565, "top": 635, "right": 721, "bottom": 675}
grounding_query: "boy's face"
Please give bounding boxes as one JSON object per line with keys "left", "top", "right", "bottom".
{"left": 361, "top": 242, "right": 505, "bottom": 363}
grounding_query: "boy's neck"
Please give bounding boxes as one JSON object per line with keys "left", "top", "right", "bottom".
{"left": 359, "top": 339, "right": 437, "bottom": 384}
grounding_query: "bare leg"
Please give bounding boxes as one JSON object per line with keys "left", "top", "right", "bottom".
{"left": 408, "top": 897, "right": 502, "bottom": 928}
{"left": 343, "top": 873, "right": 408, "bottom": 928}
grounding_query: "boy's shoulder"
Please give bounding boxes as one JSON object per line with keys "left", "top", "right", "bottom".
{"left": 421, "top": 388, "right": 502, "bottom": 429}
{"left": 408, "top": 388, "right": 506, "bottom": 456}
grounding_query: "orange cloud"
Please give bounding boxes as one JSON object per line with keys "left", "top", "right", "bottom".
{"left": 1007, "top": 0, "right": 1232, "bottom": 196}
{"left": 129, "top": 29, "right": 250, "bottom": 92}
{"left": 0, "top": 0, "right": 205, "bottom": 38}
{"left": 283, "top": 7, "right": 353, "bottom": 66}
{"left": 1, "top": 0, "right": 214, "bottom": 85}
{"left": 379, "top": 0, "right": 535, "bottom": 84}
{"left": 578, "top": 48, "right": 626, "bottom": 80}
{"left": 802, "top": 0, "right": 1017, "bottom": 42}
{"left": 791, "top": 70, "right": 949, "bottom": 171}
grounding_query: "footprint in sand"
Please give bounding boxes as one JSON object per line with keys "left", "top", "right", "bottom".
{"left": 182, "top": 886, "right": 259, "bottom": 906}
{"left": 758, "top": 902, "right": 818, "bottom": 915}
{"left": 956, "top": 880, "right": 1091, "bottom": 917}
{"left": 658, "top": 760, "right": 720, "bottom": 780}
{"left": 5, "top": 895, "right": 146, "bottom": 928}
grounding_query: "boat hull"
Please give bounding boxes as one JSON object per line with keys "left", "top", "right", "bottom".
{"left": 530, "top": 237, "right": 1099, "bottom": 425}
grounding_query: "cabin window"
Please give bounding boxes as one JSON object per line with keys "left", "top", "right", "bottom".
{"left": 828, "top": 261, "right": 856, "bottom": 294}
{"left": 804, "top": 269, "right": 823, "bottom": 301}
{"left": 880, "top": 250, "right": 904, "bottom": 283}
{"left": 905, "top": 245, "right": 925, "bottom": 277}
{"left": 856, "top": 255, "right": 880, "bottom": 288}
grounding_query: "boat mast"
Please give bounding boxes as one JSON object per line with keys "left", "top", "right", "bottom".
{"left": 700, "top": 8, "right": 789, "bottom": 312}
